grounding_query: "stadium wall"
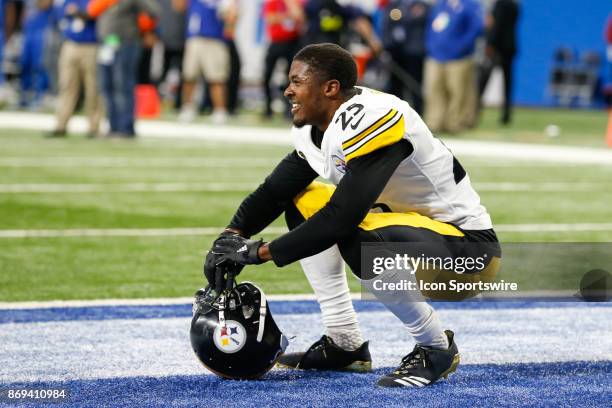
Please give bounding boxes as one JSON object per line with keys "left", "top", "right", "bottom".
{"left": 514, "top": 0, "right": 610, "bottom": 106}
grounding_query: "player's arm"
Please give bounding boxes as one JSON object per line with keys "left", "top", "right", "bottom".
{"left": 265, "top": 139, "right": 413, "bottom": 266}
{"left": 205, "top": 150, "right": 317, "bottom": 289}
{"left": 225, "top": 150, "right": 318, "bottom": 237}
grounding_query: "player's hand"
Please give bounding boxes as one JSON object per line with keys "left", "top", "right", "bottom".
{"left": 204, "top": 253, "right": 244, "bottom": 293}
{"left": 204, "top": 250, "right": 220, "bottom": 288}
{"left": 213, "top": 235, "right": 265, "bottom": 265}
{"left": 204, "top": 230, "right": 242, "bottom": 289}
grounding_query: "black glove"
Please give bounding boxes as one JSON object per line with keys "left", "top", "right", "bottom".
{"left": 213, "top": 235, "right": 265, "bottom": 265}
{"left": 204, "top": 252, "right": 244, "bottom": 293}
{"left": 204, "top": 230, "right": 244, "bottom": 292}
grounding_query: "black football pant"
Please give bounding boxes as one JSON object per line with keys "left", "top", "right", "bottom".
{"left": 478, "top": 52, "right": 514, "bottom": 124}
{"left": 285, "top": 182, "right": 501, "bottom": 300}
{"left": 388, "top": 51, "right": 424, "bottom": 115}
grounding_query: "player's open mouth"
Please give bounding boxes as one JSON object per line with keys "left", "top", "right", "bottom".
{"left": 291, "top": 104, "right": 300, "bottom": 114}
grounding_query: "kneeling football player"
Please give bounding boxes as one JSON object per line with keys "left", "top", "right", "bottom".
{"left": 206, "top": 43, "right": 500, "bottom": 388}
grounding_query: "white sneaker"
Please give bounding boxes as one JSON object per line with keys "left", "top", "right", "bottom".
{"left": 211, "top": 110, "right": 227, "bottom": 125}
{"left": 178, "top": 105, "right": 196, "bottom": 123}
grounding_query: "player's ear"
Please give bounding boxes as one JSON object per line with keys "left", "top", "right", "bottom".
{"left": 323, "top": 79, "right": 341, "bottom": 98}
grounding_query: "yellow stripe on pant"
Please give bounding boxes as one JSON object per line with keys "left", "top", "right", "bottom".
{"left": 293, "top": 181, "right": 501, "bottom": 300}
{"left": 293, "top": 181, "right": 464, "bottom": 237}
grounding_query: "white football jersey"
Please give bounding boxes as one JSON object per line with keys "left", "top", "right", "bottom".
{"left": 292, "top": 87, "right": 492, "bottom": 230}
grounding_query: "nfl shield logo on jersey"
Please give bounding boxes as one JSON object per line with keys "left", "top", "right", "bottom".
{"left": 332, "top": 155, "right": 346, "bottom": 173}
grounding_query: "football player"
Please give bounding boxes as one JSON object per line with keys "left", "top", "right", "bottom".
{"left": 207, "top": 43, "right": 500, "bottom": 388}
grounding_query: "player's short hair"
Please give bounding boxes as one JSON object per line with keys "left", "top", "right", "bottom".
{"left": 293, "top": 43, "right": 357, "bottom": 93}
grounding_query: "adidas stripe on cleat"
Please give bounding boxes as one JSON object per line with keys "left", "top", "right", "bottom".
{"left": 277, "top": 335, "right": 372, "bottom": 372}
{"left": 392, "top": 376, "right": 431, "bottom": 387}
{"left": 377, "top": 330, "right": 460, "bottom": 388}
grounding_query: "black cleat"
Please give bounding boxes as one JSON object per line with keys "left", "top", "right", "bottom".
{"left": 377, "top": 330, "right": 460, "bottom": 388}
{"left": 277, "top": 335, "right": 372, "bottom": 372}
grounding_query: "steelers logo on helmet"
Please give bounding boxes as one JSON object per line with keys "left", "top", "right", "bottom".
{"left": 213, "top": 320, "right": 246, "bottom": 353}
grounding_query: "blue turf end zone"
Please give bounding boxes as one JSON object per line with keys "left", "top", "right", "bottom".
{"left": 2, "top": 299, "right": 608, "bottom": 324}
{"left": 1, "top": 301, "right": 610, "bottom": 407}
{"left": 2, "top": 361, "right": 610, "bottom": 408}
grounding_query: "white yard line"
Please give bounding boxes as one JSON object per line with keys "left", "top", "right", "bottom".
{"left": 1, "top": 223, "right": 612, "bottom": 239}
{"left": 494, "top": 223, "right": 612, "bottom": 232}
{"left": 2, "top": 111, "right": 612, "bottom": 164}
{"left": 0, "top": 291, "right": 577, "bottom": 310}
{"left": 474, "top": 182, "right": 608, "bottom": 192}
{"left": 0, "top": 294, "right": 328, "bottom": 310}
{"left": 0, "top": 112, "right": 291, "bottom": 145}
{"left": 0, "top": 157, "right": 605, "bottom": 168}
{"left": 445, "top": 139, "right": 612, "bottom": 165}
{"left": 0, "top": 157, "right": 276, "bottom": 168}
{"left": 0, "top": 227, "right": 287, "bottom": 238}
{"left": 0, "top": 182, "right": 258, "bottom": 192}
{"left": 0, "top": 181, "right": 607, "bottom": 193}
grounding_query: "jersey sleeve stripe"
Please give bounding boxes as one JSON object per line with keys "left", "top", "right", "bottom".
{"left": 341, "top": 109, "right": 397, "bottom": 150}
{"left": 345, "top": 114, "right": 405, "bottom": 162}
{"left": 344, "top": 112, "right": 403, "bottom": 156}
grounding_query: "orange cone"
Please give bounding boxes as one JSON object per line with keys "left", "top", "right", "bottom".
{"left": 135, "top": 84, "right": 161, "bottom": 119}
{"left": 352, "top": 49, "right": 372, "bottom": 81}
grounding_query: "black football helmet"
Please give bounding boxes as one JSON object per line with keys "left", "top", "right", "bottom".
{"left": 190, "top": 281, "right": 288, "bottom": 379}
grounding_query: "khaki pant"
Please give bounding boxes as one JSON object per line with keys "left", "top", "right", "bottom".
{"left": 182, "top": 37, "right": 230, "bottom": 83}
{"left": 55, "top": 41, "right": 103, "bottom": 133}
{"left": 424, "top": 57, "right": 477, "bottom": 133}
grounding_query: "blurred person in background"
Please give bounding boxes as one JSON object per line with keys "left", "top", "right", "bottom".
{"left": 88, "top": 0, "right": 160, "bottom": 138}
{"left": 157, "top": 0, "right": 186, "bottom": 110}
{"left": 424, "top": 0, "right": 483, "bottom": 134}
{"left": 302, "top": 0, "right": 381, "bottom": 54}
{"left": 261, "top": 0, "right": 304, "bottom": 119}
{"left": 48, "top": 0, "right": 103, "bottom": 137}
{"left": 136, "top": 22, "right": 156, "bottom": 85}
{"left": 381, "top": 0, "right": 429, "bottom": 114}
{"left": 477, "top": 0, "right": 519, "bottom": 125}
{"left": 19, "top": 0, "right": 53, "bottom": 109}
{"left": 178, "top": 0, "right": 237, "bottom": 124}
{"left": 604, "top": 13, "right": 612, "bottom": 107}
{"left": 41, "top": 1, "right": 62, "bottom": 104}
{"left": 222, "top": 0, "right": 239, "bottom": 116}
{"left": 0, "top": 0, "right": 20, "bottom": 106}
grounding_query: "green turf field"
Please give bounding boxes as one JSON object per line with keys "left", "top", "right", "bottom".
{"left": 1, "top": 108, "right": 611, "bottom": 301}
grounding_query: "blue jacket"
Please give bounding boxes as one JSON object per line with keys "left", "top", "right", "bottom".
{"left": 186, "top": 0, "right": 225, "bottom": 40}
{"left": 426, "top": 0, "right": 483, "bottom": 62}
{"left": 60, "top": 0, "right": 97, "bottom": 43}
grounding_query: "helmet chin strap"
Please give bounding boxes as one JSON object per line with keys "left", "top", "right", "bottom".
{"left": 256, "top": 291, "right": 267, "bottom": 343}
{"left": 218, "top": 292, "right": 226, "bottom": 329}
{"left": 216, "top": 275, "right": 268, "bottom": 343}
{"left": 218, "top": 271, "right": 237, "bottom": 329}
